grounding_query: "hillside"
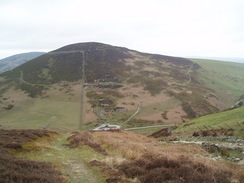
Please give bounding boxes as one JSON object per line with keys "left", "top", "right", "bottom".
{"left": 190, "top": 59, "right": 244, "bottom": 109}
{"left": 0, "top": 52, "right": 45, "bottom": 74}
{"left": 1, "top": 129, "right": 243, "bottom": 183}
{"left": 175, "top": 107, "right": 244, "bottom": 137}
{"left": 0, "top": 42, "right": 243, "bottom": 131}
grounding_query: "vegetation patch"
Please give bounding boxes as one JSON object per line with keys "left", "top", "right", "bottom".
{"left": 127, "top": 73, "right": 167, "bottom": 96}
{"left": 161, "top": 111, "right": 168, "bottom": 120}
{"left": 192, "top": 129, "right": 235, "bottom": 137}
{"left": 0, "top": 129, "right": 64, "bottom": 183}
{"left": 19, "top": 82, "right": 46, "bottom": 98}
{"left": 65, "top": 130, "right": 241, "bottom": 182}
{"left": 182, "top": 102, "right": 197, "bottom": 118}
{"left": 143, "top": 79, "right": 167, "bottom": 96}
{"left": 149, "top": 128, "right": 173, "bottom": 138}
{"left": 176, "top": 107, "right": 244, "bottom": 137}
{"left": 65, "top": 131, "right": 108, "bottom": 155}
{"left": 0, "top": 155, "right": 64, "bottom": 183}
{"left": 127, "top": 118, "right": 163, "bottom": 127}
{"left": 90, "top": 160, "right": 131, "bottom": 183}
{"left": 0, "top": 129, "right": 57, "bottom": 152}
{"left": 118, "top": 154, "right": 232, "bottom": 183}
{"left": 3, "top": 104, "right": 14, "bottom": 110}
{"left": 169, "top": 91, "right": 219, "bottom": 118}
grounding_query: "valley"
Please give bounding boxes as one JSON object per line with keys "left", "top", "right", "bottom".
{"left": 0, "top": 42, "right": 243, "bottom": 182}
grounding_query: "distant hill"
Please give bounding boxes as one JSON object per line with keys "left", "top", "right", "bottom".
{"left": 0, "top": 42, "right": 243, "bottom": 131}
{"left": 189, "top": 57, "right": 244, "bottom": 63}
{"left": 0, "top": 52, "right": 45, "bottom": 73}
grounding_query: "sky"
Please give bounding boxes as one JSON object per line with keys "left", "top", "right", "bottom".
{"left": 0, "top": 0, "right": 244, "bottom": 60}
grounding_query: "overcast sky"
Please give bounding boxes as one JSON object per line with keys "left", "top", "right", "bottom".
{"left": 0, "top": 0, "right": 244, "bottom": 60}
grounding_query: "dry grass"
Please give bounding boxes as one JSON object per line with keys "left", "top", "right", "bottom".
{"left": 66, "top": 131, "right": 108, "bottom": 155}
{"left": 67, "top": 130, "right": 242, "bottom": 182}
{"left": 92, "top": 130, "right": 207, "bottom": 160}
{"left": 90, "top": 160, "right": 132, "bottom": 183}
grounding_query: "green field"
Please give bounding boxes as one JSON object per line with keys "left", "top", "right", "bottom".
{"left": 191, "top": 59, "right": 244, "bottom": 106}
{"left": 175, "top": 107, "right": 244, "bottom": 137}
{"left": 0, "top": 98, "right": 80, "bottom": 131}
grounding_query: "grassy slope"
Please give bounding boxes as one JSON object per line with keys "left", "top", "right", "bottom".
{"left": 63, "top": 130, "right": 242, "bottom": 182}
{"left": 17, "top": 133, "right": 105, "bottom": 183}
{"left": 191, "top": 59, "right": 244, "bottom": 107}
{"left": 176, "top": 107, "right": 244, "bottom": 137}
{"left": 0, "top": 98, "right": 80, "bottom": 131}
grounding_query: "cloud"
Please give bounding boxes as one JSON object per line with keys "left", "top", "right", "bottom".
{"left": 0, "top": 0, "right": 243, "bottom": 59}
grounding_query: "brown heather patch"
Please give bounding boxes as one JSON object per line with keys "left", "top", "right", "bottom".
{"left": 118, "top": 155, "right": 232, "bottom": 183}
{"left": 0, "top": 129, "right": 64, "bottom": 183}
{"left": 90, "top": 160, "right": 132, "bottom": 183}
{"left": 92, "top": 130, "right": 208, "bottom": 160}
{"left": 117, "top": 85, "right": 171, "bottom": 109}
{"left": 66, "top": 131, "right": 108, "bottom": 155}
{"left": 0, "top": 129, "right": 57, "bottom": 153}
{"left": 193, "top": 129, "right": 235, "bottom": 137}
{"left": 0, "top": 154, "right": 64, "bottom": 183}
{"left": 67, "top": 130, "right": 243, "bottom": 182}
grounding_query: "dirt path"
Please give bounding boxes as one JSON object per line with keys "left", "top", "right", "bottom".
{"left": 122, "top": 102, "right": 142, "bottom": 125}
{"left": 18, "top": 134, "right": 103, "bottom": 183}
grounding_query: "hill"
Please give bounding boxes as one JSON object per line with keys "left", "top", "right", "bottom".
{"left": 0, "top": 52, "right": 45, "bottom": 74}
{"left": 0, "top": 42, "right": 243, "bottom": 131}
{"left": 191, "top": 57, "right": 244, "bottom": 63}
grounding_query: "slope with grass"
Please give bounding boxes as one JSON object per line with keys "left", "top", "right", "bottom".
{"left": 64, "top": 130, "right": 243, "bottom": 183}
{"left": 175, "top": 107, "right": 244, "bottom": 137}
{"left": 191, "top": 59, "right": 244, "bottom": 109}
{"left": 0, "top": 129, "right": 105, "bottom": 183}
{"left": 17, "top": 133, "right": 105, "bottom": 183}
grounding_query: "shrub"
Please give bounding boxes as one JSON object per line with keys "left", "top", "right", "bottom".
{"left": 0, "top": 129, "right": 63, "bottom": 183}
{"left": 4, "top": 104, "right": 14, "bottom": 110}
{"left": 66, "top": 131, "right": 108, "bottom": 155}
{"left": 192, "top": 131, "right": 200, "bottom": 137}
{"left": 118, "top": 154, "right": 232, "bottom": 183}
{"left": 182, "top": 102, "right": 197, "bottom": 118}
